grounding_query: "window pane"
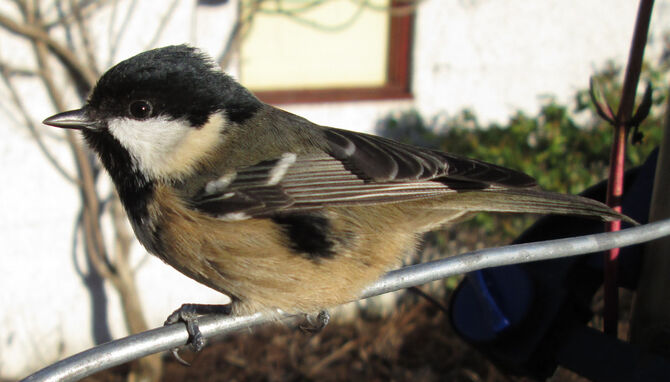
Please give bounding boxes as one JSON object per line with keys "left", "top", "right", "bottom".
{"left": 240, "top": 0, "right": 390, "bottom": 91}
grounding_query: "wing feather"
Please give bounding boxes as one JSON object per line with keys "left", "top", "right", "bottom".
{"left": 190, "top": 127, "right": 536, "bottom": 219}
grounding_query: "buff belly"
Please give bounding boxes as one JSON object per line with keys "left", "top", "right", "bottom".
{"left": 146, "top": 186, "right": 436, "bottom": 316}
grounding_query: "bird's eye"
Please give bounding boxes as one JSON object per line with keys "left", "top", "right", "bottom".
{"left": 129, "top": 100, "right": 153, "bottom": 119}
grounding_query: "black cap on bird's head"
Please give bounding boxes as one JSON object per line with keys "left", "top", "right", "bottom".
{"left": 44, "top": 45, "right": 261, "bottom": 131}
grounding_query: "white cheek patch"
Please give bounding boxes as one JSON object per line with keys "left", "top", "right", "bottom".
{"left": 107, "top": 113, "right": 227, "bottom": 179}
{"left": 108, "top": 116, "right": 187, "bottom": 173}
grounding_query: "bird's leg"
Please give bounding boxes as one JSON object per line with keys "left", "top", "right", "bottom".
{"left": 164, "top": 303, "right": 232, "bottom": 365}
{"left": 299, "top": 310, "right": 330, "bottom": 333}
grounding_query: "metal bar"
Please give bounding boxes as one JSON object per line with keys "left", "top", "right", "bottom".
{"left": 21, "top": 218, "right": 670, "bottom": 382}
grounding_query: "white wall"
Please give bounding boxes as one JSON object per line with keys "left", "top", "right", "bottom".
{"left": 1, "top": 0, "right": 668, "bottom": 378}
{"left": 292, "top": 0, "right": 670, "bottom": 130}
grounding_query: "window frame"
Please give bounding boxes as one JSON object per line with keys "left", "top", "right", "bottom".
{"left": 246, "top": 1, "right": 414, "bottom": 105}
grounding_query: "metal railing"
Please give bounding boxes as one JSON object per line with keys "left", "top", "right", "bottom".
{"left": 21, "top": 218, "right": 670, "bottom": 382}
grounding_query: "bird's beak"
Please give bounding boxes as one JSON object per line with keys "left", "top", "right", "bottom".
{"left": 43, "top": 108, "right": 100, "bottom": 130}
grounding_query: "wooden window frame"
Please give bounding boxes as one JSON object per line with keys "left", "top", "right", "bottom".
{"left": 250, "top": 2, "right": 414, "bottom": 105}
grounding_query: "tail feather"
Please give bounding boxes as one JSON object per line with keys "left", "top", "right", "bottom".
{"left": 440, "top": 188, "right": 637, "bottom": 225}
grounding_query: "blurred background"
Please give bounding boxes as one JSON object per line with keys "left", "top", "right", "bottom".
{"left": 1, "top": 0, "right": 669, "bottom": 380}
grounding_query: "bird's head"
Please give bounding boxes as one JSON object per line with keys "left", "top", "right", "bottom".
{"left": 43, "top": 45, "right": 261, "bottom": 182}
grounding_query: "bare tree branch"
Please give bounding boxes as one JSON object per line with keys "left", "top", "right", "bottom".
{"left": 70, "top": 0, "right": 100, "bottom": 77}
{"left": 0, "top": 64, "right": 77, "bottom": 183}
{"left": 0, "top": 62, "right": 39, "bottom": 76}
{"left": 106, "top": 0, "right": 137, "bottom": 67}
{"left": 43, "top": 0, "right": 112, "bottom": 30}
{"left": 217, "top": 0, "right": 261, "bottom": 68}
{"left": 144, "top": 0, "right": 180, "bottom": 50}
{"left": 0, "top": 11, "right": 97, "bottom": 89}
{"left": 1, "top": 2, "right": 167, "bottom": 380}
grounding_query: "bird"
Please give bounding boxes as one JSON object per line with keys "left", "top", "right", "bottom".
{"left": 43, "top": 44, "right": 631, "bottom": 355}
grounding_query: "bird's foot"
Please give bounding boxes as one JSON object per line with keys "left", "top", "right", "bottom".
{"left": 299, "top": 310, "right": 330, "bottom": 333}
{"left": 164, "top": 303, "right": 232, "bottom": 365}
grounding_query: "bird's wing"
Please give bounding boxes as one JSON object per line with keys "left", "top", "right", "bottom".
{"left": 189, "top": 128, "right": 536, "bottom": 220}
{"left": 323, "top": 128, "right": 535, "bottom": 187}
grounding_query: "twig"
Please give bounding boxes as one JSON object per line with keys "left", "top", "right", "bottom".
{"left": 408, "top": 286, "right": 449, "bottom": 315}
{"left": 0, "top": 64, "right": 77, "bottom": 184}
{"left": 107, "top": 0, "right": 137, "bottom": 67}
{"left": 0, "top": 11, "right": 97, "bottom": 88}
{"left": 43, "top": 0, "right": 112, "bottom": 30}
{"left": 306, "top": 339, "right": 358, "bottom": 377}
{"left": 17, "top": 2, "right": 116, "bottom": 285}
{"left": 0, "top": 62, "right": 39, "bottom": 76}
{"left": 70, "top": 0, "right": 100, "bottom": 77}
{"left": 144, "top": 0, "right": 180, "bottom": 50}
{"left": 217, "top": 0, "right": 261, "bottom": 68}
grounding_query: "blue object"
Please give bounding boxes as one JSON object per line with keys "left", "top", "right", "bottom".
{"left": 452, "top": 266, "right": 532, "bottom": 342}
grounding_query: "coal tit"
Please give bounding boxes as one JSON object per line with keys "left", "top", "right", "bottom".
{"left": 43, "top": 45, "right": 630, "bottom": 354}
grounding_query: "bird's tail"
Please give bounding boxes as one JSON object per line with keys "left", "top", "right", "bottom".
{"left": 439, "top": 188, "right": 637, "bottom": 225}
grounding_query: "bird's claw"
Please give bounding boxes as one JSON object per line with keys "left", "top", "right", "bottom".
{"left": 164, "top": 303, "right": 232, "bottom": 365}
{"left": 299, "top": 310, "right": 330, "bottom": 333}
